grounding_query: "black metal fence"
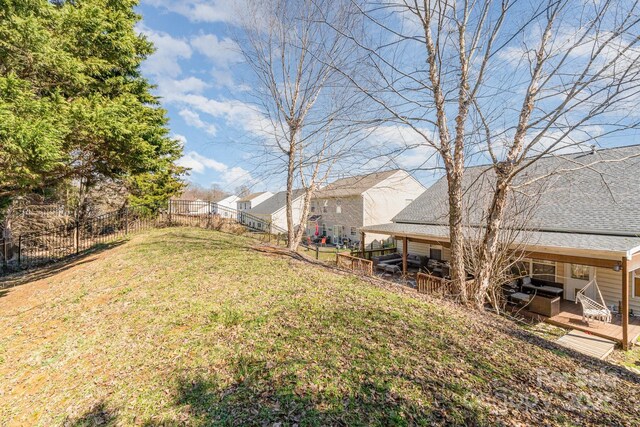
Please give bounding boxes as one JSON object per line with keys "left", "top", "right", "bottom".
{"left": 167, "top": 200, "right": 287, "bottom": 235}
{"left": 1, "top": 199, "right": 290, "bottom": 276}
{"left": 1, "top": 208, "right": 159, "bottom": 274}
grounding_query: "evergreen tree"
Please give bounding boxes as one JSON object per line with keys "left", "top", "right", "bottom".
{"left": 0, "top": 0, "right": 184, "bottom": 213}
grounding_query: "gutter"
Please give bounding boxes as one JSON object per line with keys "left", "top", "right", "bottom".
{"left": 393, "top": 221, "right": 640, "bottom": 238}
{"left": 361, "top": 222, "right": 637, "bottom": 260}
{"left": 626, "top": 244, "right": 640, "bottom": 260}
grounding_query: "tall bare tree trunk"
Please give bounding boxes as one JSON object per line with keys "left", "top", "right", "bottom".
{"left": 447, "top": 170, "right": 467, "bottom": 302}
{"left": 286, "top": 135, "right": 296, "bottom": 250}
{"left": 291, "top": 187, "right": 314, "bottom": 250}
{"left": 474, "top": 177, "right": 510, "bottom": 308}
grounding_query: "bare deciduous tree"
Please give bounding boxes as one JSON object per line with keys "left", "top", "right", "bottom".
{"left": 329, "top": 0, "right": 640, "bottom": 306}
{"left": 467, "top": 0, "right": 640, "bottom": 306}
{"left": 235, "top": 0, "right": 364, "bottom": 250}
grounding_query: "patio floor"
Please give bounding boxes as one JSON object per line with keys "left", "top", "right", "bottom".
{"left": 543, "top": 300, "right": 640, "bottom": 346}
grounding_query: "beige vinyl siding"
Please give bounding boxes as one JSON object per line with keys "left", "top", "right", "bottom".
{"left": 594, "top": 267, "right": 640, "bottom": 315}
{"left": 395, "top": 240, "right": 451, "bottom": 260}
{"left": 396, "top": 241, "right": 430, "bottom": 256}
{"left": 556, "top": 263, "right": 565, "bottom": 284}
{"left": 595, "top": 267, "right": 621, "bottom": 311}
{"left": 362, "top": 171, "right": 425, "bottom": 227}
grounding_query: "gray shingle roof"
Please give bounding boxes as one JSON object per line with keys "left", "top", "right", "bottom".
{"left": 315, "top": 170, "right": 402, "bottom": 198}
{"left": 247, "top": 190, "right": 305, "bottom": 215}
{"left": 394, "top": 144, "right": 640, "bottom": 237}
{"left": 238, "top": 192, "right": 269, "bottom": 203}
{"left": 360, "top": 222, "right": 640, "bottom": 254}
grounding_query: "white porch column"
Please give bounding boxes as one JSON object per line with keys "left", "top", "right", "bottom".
{"left": 622, "top": 257, "right": 629, "bottom": 350}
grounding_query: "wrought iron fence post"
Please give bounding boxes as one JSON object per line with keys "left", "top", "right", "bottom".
{"left": 2, "top": 238, "right": 6, "bottom": 270}
{"left": 75, "top": 221, "right": 80, "bottom": 254}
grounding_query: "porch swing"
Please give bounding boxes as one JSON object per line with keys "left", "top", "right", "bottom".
{"left": 575, "top": 276, "right": 612, "bottom": 324}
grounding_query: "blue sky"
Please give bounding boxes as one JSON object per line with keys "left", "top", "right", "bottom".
{"left": 135, "top": 1, "right": 449, "bottom": 193}
{"left": 136, "top": 1, "right": 263, "bottom": 192}
{"left": 136, "top": 1, "right": 640, "bottom": 194}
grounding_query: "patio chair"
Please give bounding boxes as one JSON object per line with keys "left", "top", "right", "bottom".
{"left": 320, "top": 237, "right": 327, "bottom": 247}
{"left": 576, "top": 279, "right": 612, "bottom": 324}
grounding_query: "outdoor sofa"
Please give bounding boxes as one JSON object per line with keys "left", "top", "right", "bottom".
{"left": 372, "top": 253, "right": 426, "bottom": 274}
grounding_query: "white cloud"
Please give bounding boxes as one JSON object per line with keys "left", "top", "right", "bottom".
{"left": 218, "top": 166, "right": 255, "bottom": 186}
{"left": 177, "top": 151, "right": 256, "bottom": 187}
{"left": 179, "top": 109, "right": 218, "bottom": 136}
{"left": 191, "top": 34, "right": 243, "bottom": 67}
{"left": 156, "top": 76, "right": 209, "bottom": 100}
{"left": 141, "top": 0, "right": 249, "bottom": 25}
{"left": 173, "top": 134, "right": 187, "bottom": 148}
{"left": 137, "top": 24, "right": 192, "bottom": 78}
{"left": 177, "top": 151, "right": 228, "bottom": 173}
{"left": 178, "top": 94, "right": 271, "bottom": 136}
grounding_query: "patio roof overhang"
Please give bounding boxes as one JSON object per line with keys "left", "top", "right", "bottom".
{"left": 360, "top": 222, "right": 640, "bottom": 263}
{"left": 361, "top": 222, "right": 640, "bottom": 350}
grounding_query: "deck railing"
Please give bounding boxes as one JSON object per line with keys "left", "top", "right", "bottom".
{"left": 336, "top": 253, "right": 373, "bottom": 276}
{"left": 416, "top": 272, "right": 475, "bottom": 298}
{"left": 351, "top": 246, "right": 397, "bottom": 260}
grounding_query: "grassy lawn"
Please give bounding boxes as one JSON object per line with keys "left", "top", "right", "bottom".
{"left": 1, "top": 227, "right": 639, "bottom": 426}
{"left": 296, "top": 245, "right": 351, "bottom": 263}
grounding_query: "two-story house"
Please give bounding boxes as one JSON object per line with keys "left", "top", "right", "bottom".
{"left": 308, "top": 170, "right": 425, "bottom": 245}
{"left": 236, "top": 192, "right": 274, "bottom": 211}
{"left": 247, "top": 190, "right": 306, "bottom": 233}
{"left": 236, "top": 192, "right": 274, "bottom": 229}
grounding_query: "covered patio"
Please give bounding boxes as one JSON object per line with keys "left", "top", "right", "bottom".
{"left": 360, "top": 223, "right": 640, "bottom": 350}
{"left": 546, "top": 300, "right": 640, "bottom": 345}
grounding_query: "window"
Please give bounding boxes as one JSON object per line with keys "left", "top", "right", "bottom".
{"left": 532, "top": 260, "right": 556, "bottom": 282}
{"left": 571, "top": 264, "right": 590, "bottom": 281}
{"left": 511, "top": 260, "right": 530, "bottom": 277}
{"left": 336, "top": 206, "right": 342, "bottom": 214}
{"left": 350, "top": 227, "right": 357, "bottom": 236}
{"left": 321, "top": 223, "right": 326, "bottom": 236}
{"left": 430, "top": 247, "right": 442, "bottom": 261}
{"left": 634, "top": 272, "right": 640, "bottom": 298}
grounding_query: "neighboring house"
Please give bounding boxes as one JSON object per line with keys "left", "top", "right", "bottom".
{"left": 236, "top": 192, "right": 274, "bottom": 211}
{"left": 186, "top": 199, "right": 212, "bottom": 215}
{"left": 183, "top": 196, "right": 238, "bottom": 218}
{"left": 236, "top": 192, "right": 274, "bottom": 229}
{"left": 308, "top": 170, "right": 426, "bottom": 245}
{"left": 246, "top": 190, "right": 306, "bottom": 233}
{"left": 361, "top": 145, "right": 640, "bottom": 349}
{"left": 214, "top": 195, "right": 239, "bottom": 219}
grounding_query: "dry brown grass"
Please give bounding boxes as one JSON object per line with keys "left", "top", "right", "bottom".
{"left": 0, "top": 227, "right": 639, "bottom": 426}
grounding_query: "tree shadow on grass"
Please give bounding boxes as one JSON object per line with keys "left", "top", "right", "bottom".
{"left": 135, "top": 231, "right": 249, "bottom": 253}
{"left": 0, "top": 240, "right": 127, "bottom": 295}
{"left": 142, "top": 355, "right": 489, "bottom": 427}
{"left": 62, "top": 401, "right": 117, "bottom": 427}
{"left": 495, "top": 320, "right": 640, "bottom": 385}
